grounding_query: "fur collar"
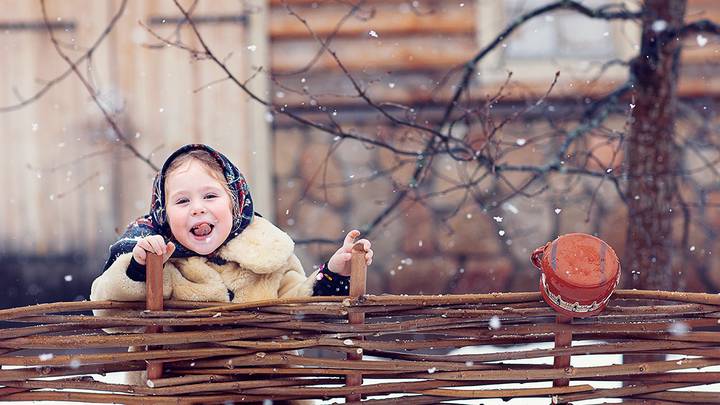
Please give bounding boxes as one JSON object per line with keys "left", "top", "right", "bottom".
{"left": 218, "top": 216, "right": 294, "bottom": 274}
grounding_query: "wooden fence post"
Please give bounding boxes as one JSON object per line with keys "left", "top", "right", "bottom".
{"left": 345, "top": 242, "right": 368, "bottom": 403}
{"left": 145, "top": 253, "right": 164, "bottom": 382}
{"left": 553, "top": 315, "right": 572, "bottom": 388}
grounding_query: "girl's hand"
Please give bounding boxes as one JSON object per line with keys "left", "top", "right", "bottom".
{"left": 132, "top": 235, "right": 176, "bottom": 265}
{"left": 327, "top": 230, "right": 373, "bottom": 276}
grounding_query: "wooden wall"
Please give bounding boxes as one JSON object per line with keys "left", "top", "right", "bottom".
{"left": 0, "top": 0, "right": 269, "bottom": 257}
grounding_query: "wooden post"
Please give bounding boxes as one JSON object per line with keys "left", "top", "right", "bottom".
{"left": 145, "top": 253, "right": 164, "bottom": 382}
{"left": 345, "top": 242, "right": 368, "bottom": 403}
{"left": 553, "top": 315, "right": 572, "bottom": 388}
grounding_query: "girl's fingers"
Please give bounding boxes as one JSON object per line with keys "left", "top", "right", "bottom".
{"left": 153, "top": 236, "right": 167, "bottom": 255}
{"left": 149, "top": 238, "right": 163, "bottom": 256}
{"left": 157, "top": 236, "right": 168, "bottom": 254}
{"left": 135, "top": 248, "right": 147, "bottom": 264}
{"left": 357, "top": 239, "right": 371, "bottom": 250}
{"left": 343, "top": 230, "right": 361, "bottom": 247}
{"left": 163, "top": 242, "right": 176, "bottom": 262}
{"left": 334, "top": 252, "right": 351, "bottom": 262}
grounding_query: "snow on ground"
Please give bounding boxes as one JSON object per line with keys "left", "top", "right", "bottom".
{"left": 319, "top": 341, "right": 622, "bottom": 404}
{"left": 8, "top": 342, "right": 720, "bottom": 404}
{"left": 322, "top": 341, "right": 720, "bottom": 404}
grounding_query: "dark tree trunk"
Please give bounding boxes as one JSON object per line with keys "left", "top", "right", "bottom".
{"left": 625, "top": 0, "right": 686, "bottom": 291}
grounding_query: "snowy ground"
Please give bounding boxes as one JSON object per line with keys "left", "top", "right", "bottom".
{"left": 8, "top": 341, "right": 720, "bottom": 404}
{"left": 320, "top": 341, "right": 720, "bottom": 405}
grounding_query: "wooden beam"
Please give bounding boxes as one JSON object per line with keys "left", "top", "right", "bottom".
{"left": 0, "top": 20, "right": 75, "bottom": 31}
{"left": 270, "top": 3, "right": 475, "bottom": 39}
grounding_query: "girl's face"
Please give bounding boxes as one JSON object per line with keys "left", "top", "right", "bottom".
{"left": 165, "top": 159, "right": 233, "bottom": 255}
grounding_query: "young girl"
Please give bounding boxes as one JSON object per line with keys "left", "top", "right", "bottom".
{"left": 90, "top": 144, "right": 373, "bottom": 309}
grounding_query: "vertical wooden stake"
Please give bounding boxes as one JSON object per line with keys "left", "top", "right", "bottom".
{"left": 553, "top": 315, "right": 572, "bottom": 388}
{"left": 145, "top": 253, "right": 164, "bottom": 382}
{"left": 345, "top": 242, "right": 368, "bottom": 403}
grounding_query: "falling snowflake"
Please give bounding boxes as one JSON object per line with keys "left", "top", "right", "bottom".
{"left": 554, "top": 208, "right": 562, "bottom": 214}
{"left": 651, "top": 20, "right": 668, "bottom": 32}
{"left": 64, "top": 275, "right": 73, "bottom": 282}
{"left": 503, "top": 203, "right": 519, "bottom": 214}
{"left": 498, "top": 230, "right": 505, "bottom": 236}
{"left": 493, "top": 216, "right": 503, "bottom": 222}
{"left": 515, "top": 138, "right": 527, "bottom": 146}
{"left": 247, "top": 44, "right": 257, "bottom": 52}
{"left": 667, "top": 322, "right": 689, "bottom": 336}
{"left": 489, "top": 315, "right": 501, "bottom": 329}
{"left": 696, "top": 34, "right": 708, "bottom": 47}
{"left": 368, "top": 30, "right": 378, "bottom": 38}
{"left": 38, "top": 353, "right": 54, "bottom": 361}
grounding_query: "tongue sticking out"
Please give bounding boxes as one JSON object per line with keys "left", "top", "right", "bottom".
{"left": 192, "top": 223, "right": 212, "bottom": 237}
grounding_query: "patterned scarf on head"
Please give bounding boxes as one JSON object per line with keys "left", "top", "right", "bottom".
{"left": 102, "top": 144, "right": 254, "bottom": 270}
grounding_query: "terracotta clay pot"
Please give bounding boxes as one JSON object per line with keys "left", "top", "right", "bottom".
{"left": 531, "top": 233, "right": 621, "bottom": 318}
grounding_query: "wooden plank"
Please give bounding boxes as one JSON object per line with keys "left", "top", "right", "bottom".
{"left": 270, "top": 2, "right": 475, "bottom": 39}
{"left": 271, "top": 35, "right": 476, "bottom": 73}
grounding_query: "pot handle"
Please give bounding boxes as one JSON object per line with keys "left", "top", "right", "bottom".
{"left": 531, "top": 242, "right": 550, "bottom": 270}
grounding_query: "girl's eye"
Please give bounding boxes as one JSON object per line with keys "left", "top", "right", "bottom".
{"left": 204, "top": 194, "right": 218, "bottom": 199}
{"left": 175, "top": 198, "right": 189, "bottom": 205}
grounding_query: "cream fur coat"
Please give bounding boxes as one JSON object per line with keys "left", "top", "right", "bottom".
{"left": 90, "top": 216, "right": 321, "bottom": 313}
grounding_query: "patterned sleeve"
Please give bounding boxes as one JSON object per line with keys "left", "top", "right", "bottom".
{"left": 125, "top": 257, "right": 147, "bottom": 282}
{"left": 102, "top": 215, "right": 156, "bottom": 274}
{"left": 312, "top": 262, "right": 351, "bottom": 296}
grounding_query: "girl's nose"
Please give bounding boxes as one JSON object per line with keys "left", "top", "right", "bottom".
{"left": 191, "top": 206, "right": 207, "bottom": 216}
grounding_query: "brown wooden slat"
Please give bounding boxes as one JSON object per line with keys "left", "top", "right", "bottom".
{"left": 270, "top": 2, "right": 475, "bottom": 39}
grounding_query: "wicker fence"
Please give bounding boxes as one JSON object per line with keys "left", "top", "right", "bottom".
{"left": 1, "top": 248, "right": 719, "bottom": 404}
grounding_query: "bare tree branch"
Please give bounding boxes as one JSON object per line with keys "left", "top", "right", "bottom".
{"left": 40, "top": 0, "right": 158, "bottom": 171}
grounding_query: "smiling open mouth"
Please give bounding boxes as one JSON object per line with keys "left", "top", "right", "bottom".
{"left": 190, "top": 223, "right": 214, "bottom": 237}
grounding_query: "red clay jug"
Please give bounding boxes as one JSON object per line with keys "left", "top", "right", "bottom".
{"left": 531, "top": 233, "right": 620, "bottom": 318}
